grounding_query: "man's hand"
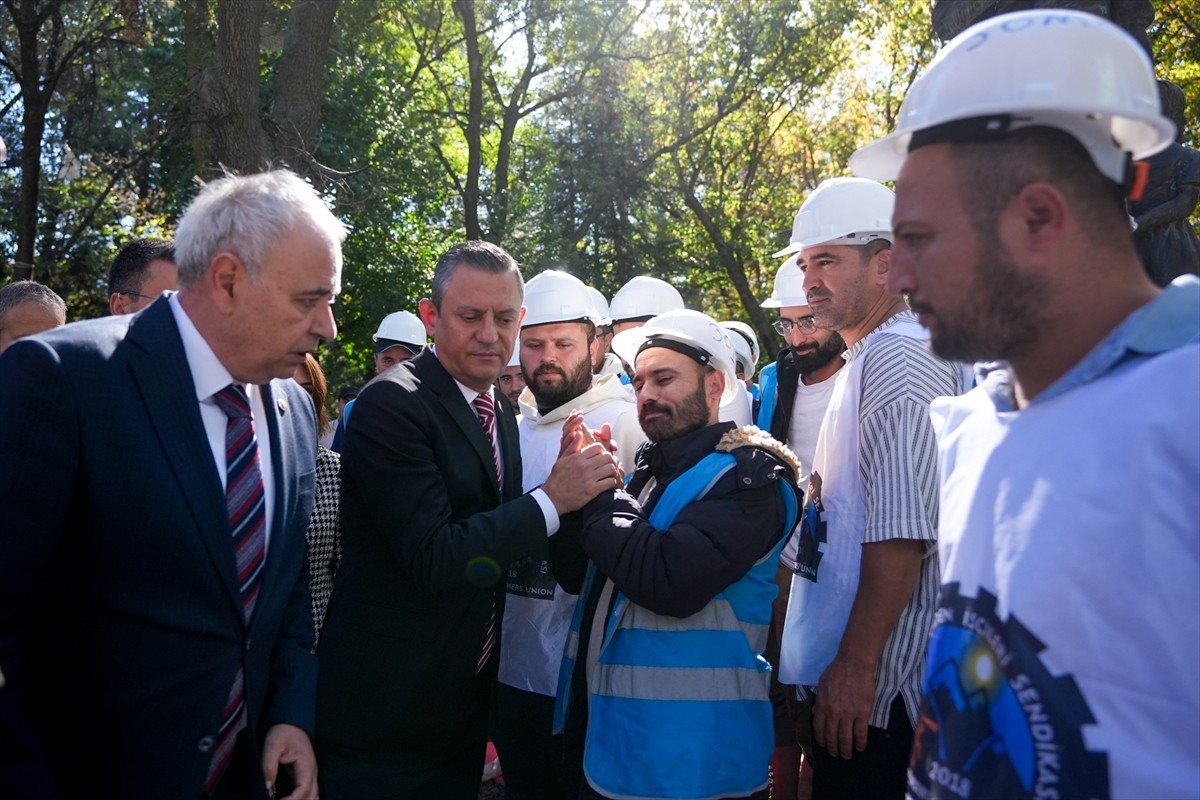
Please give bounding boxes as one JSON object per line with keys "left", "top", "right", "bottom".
{"left": 559, "top": 411, "right": 617, "bottom": 458}
{"left": 261, "top": 723, "right": 317, "bottom": 800}
{"left": 543, "top": 440, "right": 622, "bottom": 515}
{"left": 813, "top": 656, "right": 875, "bottom": 759}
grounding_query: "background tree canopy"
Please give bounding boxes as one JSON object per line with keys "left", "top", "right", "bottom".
{"left": 1, "top": 0, "right": 1197, "bottom": 401}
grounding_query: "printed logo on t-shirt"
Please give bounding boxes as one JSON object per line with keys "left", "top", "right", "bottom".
{"left": 791, "top": 470, "right": 826, "bottom": 582}
{"left": 505, "top": 556, "right": 558, "bottom": 600}
{"left": 908, "top": 583, "right": 1109, "bottom": 800}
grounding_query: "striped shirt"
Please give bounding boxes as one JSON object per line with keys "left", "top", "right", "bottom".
{"left": 849, "top": 310, "right": 966, "bottom": 728}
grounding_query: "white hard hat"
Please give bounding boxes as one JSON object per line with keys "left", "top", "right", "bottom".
{"left": 521, "top": 270, "right": 602, "bottom": 329}
{"left": 608, "top": 276, "right": 685, "bottom": 324}
{"left": 719, "top": 320, "right": 760, "bottom": 379}
{"left": 772, "top": 178, "right": 894, "bottom": 258}
{"left": 850, "top": 9, "right": 1175, "bottom": 185}
{"left": 611, "top": 308, "right": 740, "bottom": 403}
{"left": 373, "top": 310, "right": 426, "bottom": 353}
{"left": 761, "top": 254, "right": 808, "bottom": 309}
{"left": 586, "top": 286, "right": 612, "bottom": 327}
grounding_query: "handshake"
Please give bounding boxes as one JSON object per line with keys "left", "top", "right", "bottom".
{"left": 541, "top": 410, "right": 626, "bottom": 516}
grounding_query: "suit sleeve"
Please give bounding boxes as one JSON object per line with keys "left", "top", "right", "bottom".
{"left": 0, "top": 341, "right": 79, "bottom": 798}
{"left": 577, "top": 451, "right": 789, "bottom": 618}
{"left": 340, "top": 377, "right": 548, "bottom": 592}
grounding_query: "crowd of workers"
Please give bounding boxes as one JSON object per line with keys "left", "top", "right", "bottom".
{"left": 0, "top": 10, "right": 1196, "bottom": 800}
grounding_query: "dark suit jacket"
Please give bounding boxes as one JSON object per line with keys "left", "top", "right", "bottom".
{"left": 317, "top": 347, "right": 547, "bottom": 760}
{"left": 0, "top": 299, "right": 318, "bottom": 799}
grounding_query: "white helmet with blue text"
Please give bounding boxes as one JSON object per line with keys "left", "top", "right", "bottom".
{"left": 850, "top": 9, "right": 1175, "bottom": 186}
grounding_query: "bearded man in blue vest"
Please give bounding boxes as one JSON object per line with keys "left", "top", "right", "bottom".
{"left": 548, "top": 308, "right": 804, "bottom": 800}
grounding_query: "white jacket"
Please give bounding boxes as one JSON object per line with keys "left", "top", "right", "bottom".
{"left": 499, "top": 373, "right": 646, "bottom": 695}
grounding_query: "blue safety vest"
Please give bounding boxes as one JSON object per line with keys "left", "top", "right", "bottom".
{"left": 555, "top": 450, "right": 798, "bottom": 800}
{"left": 755, "top": 362, "right": 777, "bottom": 431}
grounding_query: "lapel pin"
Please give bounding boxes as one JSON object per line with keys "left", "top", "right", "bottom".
{"left": 277, "top": 397, "right": 288, "bottom": 414}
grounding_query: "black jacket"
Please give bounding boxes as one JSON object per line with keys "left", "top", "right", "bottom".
{"left": 767, "top": 347, "right": 803, "bottom": 445}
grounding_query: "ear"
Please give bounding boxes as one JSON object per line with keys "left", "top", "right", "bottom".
{"left": 418, "top": 298, "right": 438, "bottom": 335}
{"left": 589, "top": 334, "right": 602, "bottom": 363}
{"left": 108, "top": 293, "right": 128, "bottom": 315}
{"left": 1010, "top": 182, "right": 1068, "bottom": 254}
{"left": 706, "top": 368, "right": 725, "bottom": 403}
{"left": 871, "top": 247, "right": 891, "bottom": 288}
{"left": 209, "top": 252, "right": 243, "bottom": 315}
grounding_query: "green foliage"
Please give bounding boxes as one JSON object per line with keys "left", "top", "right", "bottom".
{"left": 3, "top": 0, "right": 1196, "bottom": 380}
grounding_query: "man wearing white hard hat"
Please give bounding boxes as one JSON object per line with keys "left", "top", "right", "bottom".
{"left": 550, "top": 308, "right": 803, "bottom": 800}
{"left": 586, "top": 285, "right": 623, "bottom": 378}
{"left": 774, "top": 177, "right": 967, "bottom": 799}
{"left": 756, "top": 254, "right": 846, "bottom": 480}
{"left": 607, "top": 275, "right": 685, "bottom": 335}
{"left": 495, "top": 350, "right": 526, "bottom": 408}
{"left": 494, "top": 270, "right": 644, "bottom": 799}
{"left": 852, "top": 9, "right": 1199, "bottom": 799}
{"left": 372, "top": 309, "right": 426, "bottom": 373}
{"left": 754, "top": 252, "right": 846, "bottom": 800}
{"left": 329, "top": 309, "right": 429, "bottom": 452}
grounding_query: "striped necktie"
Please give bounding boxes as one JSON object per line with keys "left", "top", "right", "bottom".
{"left": 205, "top": 384, "right": 267, "bottom": 790}
{"left": 472, "top": 391, "right": 501, "bottom": 484}
{"left": 472, "top": 391, "right": 499, "bottom": 674}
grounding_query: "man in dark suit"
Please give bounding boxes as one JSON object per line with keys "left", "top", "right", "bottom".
{"left": 316, "top": 241, "right": 613, "bottom": 799}
{"left": 0, "top": 169, "right": 345, "bottom": 800}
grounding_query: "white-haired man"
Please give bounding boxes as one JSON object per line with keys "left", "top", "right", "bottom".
{"left": 0, "top": 170, "right": 343, "bottom": 799}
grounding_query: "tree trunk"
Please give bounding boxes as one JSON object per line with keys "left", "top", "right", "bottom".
{"left": 11, "top": 6, "right": 47, "bottom": 281}
{"left": 270, "top": 0, "right": 339, "bottom": 179}
{"left": 454, "top": 0, "right": 483, "bottom": 240}
{"left": 182, "top": 0, "right": 216, "bottom": 176}
{"left": 209, "top": 0, "right": 267, "bottom": 175}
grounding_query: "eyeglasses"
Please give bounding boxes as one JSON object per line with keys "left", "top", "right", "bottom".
{"left": 116, "top": 289, "right": 155, "bottom": 301}
{"left": 773, "top": 316, "right": 818, "bottom": 336}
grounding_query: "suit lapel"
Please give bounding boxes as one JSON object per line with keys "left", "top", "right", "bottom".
{"left": 414, "top": 350, "right": 502, "bottom": 500}
{"left": 255, "top": 380, "right": 293, "bottom": 622}
{"left": 495, "top": 393, "right": 522, "bottom": 501}
{"left": 127, "top": 303, "right": 243, "bottom": 616}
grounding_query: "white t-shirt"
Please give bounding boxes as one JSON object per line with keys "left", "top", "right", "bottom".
{"left": 787, "top": 374, "right": 837, "bottom": 484}
{"left": 912, "top": 341, "right": 1200, "bottom": 800}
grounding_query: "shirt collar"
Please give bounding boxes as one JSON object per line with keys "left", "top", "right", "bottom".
{"left": 843, "top": 309, "right": 917, "bottom": 364}
{"left": 984, "top": 275, "right": 1200, "bottom": 410}
{"left": 431, "top": 344, "right": 495, "bottom": 407}
{"left": 168, "top": 293, "right": 241, "bottom": 402}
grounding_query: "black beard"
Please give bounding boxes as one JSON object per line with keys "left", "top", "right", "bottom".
{"left": 530, "top": 357, "right": 594, "bottom": 413}
{"left": 926, "top": 232, "right": 1047, "bottom": 364}
{"left": 792, "top": 331, "right": 846, "bottom": 375}
{"left": 638, "top": 378, "right": 710, "bottom": 443}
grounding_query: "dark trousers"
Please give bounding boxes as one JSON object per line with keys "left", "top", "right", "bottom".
{"left": 317, "top": 670, "right": 490, "bottom": 800}
{"left": 492, "top": 683, "right": 570, "bottom": 800}
{"left": 809, "top": 694, "right": 913, "bottom": 800}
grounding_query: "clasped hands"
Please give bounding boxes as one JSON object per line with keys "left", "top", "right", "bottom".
{"left": 541, "top": 410, "right": 624, "bottom": 515}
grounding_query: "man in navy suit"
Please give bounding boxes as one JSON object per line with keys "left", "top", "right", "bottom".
{"left": 316, "top": 241, "right": 614, "bottom": 799}
{"left": 0, "top": 169, "right": 345, "bottom": 800}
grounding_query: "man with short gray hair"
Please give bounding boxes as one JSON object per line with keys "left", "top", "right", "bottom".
{"left": 0, "top": 280, "right": 66, "bottom": 353}
{"left": 0, "top": 169, "right": 343, "bottom": 799}
{"left": 317, "top": 242, "right": 610, "bottom": 799}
